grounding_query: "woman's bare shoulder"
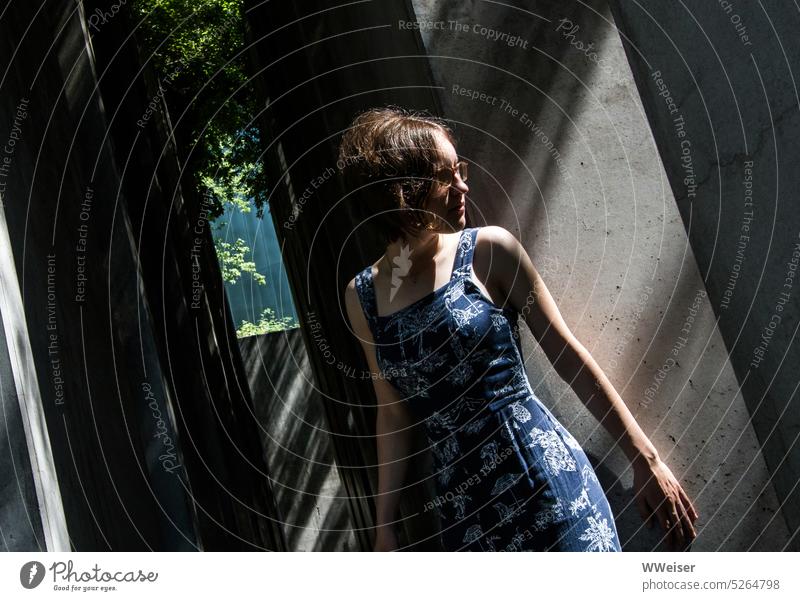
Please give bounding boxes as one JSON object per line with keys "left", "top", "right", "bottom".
{"left": 474, "top": 225, "right": 520, "bottom": 250}
{"left": 473, "top": 226, "right": 525, "bottom": 272}
{"left": 470, "top": 226, "right": 525, "bottom": 306}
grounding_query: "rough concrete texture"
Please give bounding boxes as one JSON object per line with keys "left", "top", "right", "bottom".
{"left": 239, "top": 330, "right": 359, "bottom": 551}
{"left": 1, "top": 2, "right": 196, "bottom": 549}
{"left": 410, "top": 0, "right": 790, "bottom": 549}
{"left": 608, "top": 0, "right": 800, "bottom": 550}
{"left": 0, "top": 315, "right": 45, "bottom": 550}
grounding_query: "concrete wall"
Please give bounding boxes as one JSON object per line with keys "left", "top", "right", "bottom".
{"left": 608, "top": 0, "right": 800, "bottom": 550}
{"left": 0, "top": 285, "right": 47, "bottom": 551}
{"left": 0, "top": 1, "right": 195, "bottom": 550}
{"left": 410, "top": 0, "right": 792, "bottom": 549}
{"left": 239, "top": 329, "right": 358, "bottom": 551}
{"left": 0, "top": 0, "right": 286, "bottom": 550}
{"left": 244, "top": 0, "right": 448, "bottom": 550}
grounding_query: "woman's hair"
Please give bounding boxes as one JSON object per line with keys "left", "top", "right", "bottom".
{"left": 337, "top": 106, "right": 455, "bottom": 244}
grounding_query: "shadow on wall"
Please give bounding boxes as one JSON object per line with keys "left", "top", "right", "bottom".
{"left": 238, "top": 329, "right": 359, "bottom": 551}
{"left": 413, "top": 0, "right": 611, "bottom": 230}
{"left": 608, "top": 0, "right": 800, "bottom": 551}
{"left": 411, "top": 0, "right": 792, "bottom": 550}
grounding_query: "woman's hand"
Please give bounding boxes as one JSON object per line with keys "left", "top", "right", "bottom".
{"left": 633, "top": 455, "right": 699, "bottom": 551}
{"left": 373, "top": 525, "right": 399, "bottom": 552}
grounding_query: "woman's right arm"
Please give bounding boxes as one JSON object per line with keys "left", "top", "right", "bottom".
{"left": 372, "top": 380, "right": 414, "bottom": 551}
{"left": 344, "top": 278, "right": 414, "bottom": 551}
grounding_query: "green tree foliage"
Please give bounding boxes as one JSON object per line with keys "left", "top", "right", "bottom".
{"left": 131, "top": 0, "right": 268, "bottom": 287}
{"left": 215, "top": 238, "right": 266, "bottom": 285}
{"left": 236, "top": 308, "right": 299, "bottom": 338}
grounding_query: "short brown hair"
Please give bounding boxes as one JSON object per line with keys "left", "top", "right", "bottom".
{"left": 337, "top": 106, "right": 455, "bottom": 244}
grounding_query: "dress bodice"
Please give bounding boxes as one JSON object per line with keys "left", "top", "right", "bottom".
{"left": 354, "top": 227, "right": 528, "bottom": 430}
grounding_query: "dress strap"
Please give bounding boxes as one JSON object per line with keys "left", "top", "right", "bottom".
{"left": 450, "top": 227, "right": 478, "bottom": 280}
{"left": 354, "top": 266, "right": 378, "bottom": 334}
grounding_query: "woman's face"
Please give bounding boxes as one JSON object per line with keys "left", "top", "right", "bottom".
{"left": 424, "top": 129, "right": 469, "bottom": 232}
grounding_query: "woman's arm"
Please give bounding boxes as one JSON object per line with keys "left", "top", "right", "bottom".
{"left": 373, "top": 393, "right": 414, "bottom": 550}
{"left": 479, "top": 226, "right": 699, "bottom": 551}
{"left": 344, "top": 278, "right": 414, "bottom": 551}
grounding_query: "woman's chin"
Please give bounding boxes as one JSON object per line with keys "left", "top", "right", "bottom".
{"left": 449, "top": 210, "right": 466, "bottom": 228}
{"left": 436, "top": 213, "right": 465, "bottom": 232}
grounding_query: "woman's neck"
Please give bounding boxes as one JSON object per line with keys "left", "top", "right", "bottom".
{"left": 382, "top": 230, "right": 442, "bottom": 276}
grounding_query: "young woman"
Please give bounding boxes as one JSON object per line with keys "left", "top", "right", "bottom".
{"left": 341, "top": 106, "right": 698, "bottom": 552}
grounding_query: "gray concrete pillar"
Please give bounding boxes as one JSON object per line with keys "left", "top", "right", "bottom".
{"left": 0, "top": 206, "right": 68, "bottom": 551}
{"left": 608, "top": 0, "right": 800, "bottom": 550}
{"left": 410, "top": 0, "right": 792, "bottom": 550}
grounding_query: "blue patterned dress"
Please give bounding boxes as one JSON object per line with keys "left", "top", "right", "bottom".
{"left": 354, "top": 227, "right": 621, "bottom": 551}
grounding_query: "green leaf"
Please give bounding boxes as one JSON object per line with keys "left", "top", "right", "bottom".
{"left": 236, "top": 308, "right": 300, "bottom": 338}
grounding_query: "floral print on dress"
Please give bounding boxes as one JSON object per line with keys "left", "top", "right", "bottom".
{"left": 491, "top": 472, "right": 524, "bottom": 496}
{"left": 445, "top": 278, "right": 481, "bottom": 328}
{"left": 425, "top": 396, "right": 485, "bottom": 435}
{"left": 491, "top": 363, "right": 531, "bottom": 399}
{"left": 414, "top": 344, "right": 450, "bottom": 374}
{"left": 532, "top": 499, "right": 566, "bottom": 532}
{"left": 461, "top": 414, "right": 492, "bottom": 435}
{"left": 527, "top": 426, "right": 578, "bottom": 476}
{"left": 462, "top": 524, "right": 483, "bottom": 545}
{"left": 354, "top": 227, "right": 621, "bottom": 552}
{"left": 569, "top": 487, "right": 596, "bottom": 517}
{"left": 490, "top": 313, "right": 507, "bottom": 332}
{"left": 482, "top": 534, "right": 502, "bottom": 552}
{"left": 384, "top": 356, "right": 434, "bottom": 398}
{"left": 493, "top": 500, "right": 525, "bottom": 526}
{"left": 582, "top": 463, "right": 600, "bottom": 487}
{"left": 433, "top": 436, "right": 460, "bottom": 463}
{"left": 579, "top": 515, "right": 617, "bottom": 552}
{"left": 452, "top": 493, "right": 472, "bottom": 520}
{"left": 438, "top": 464, "right": 457, "bottom": 487}
{"left": 511, "top": 401, "right": 532, "bottom": 424}
{"left": 480, "top": 441, "right": 501, "bottom": 470}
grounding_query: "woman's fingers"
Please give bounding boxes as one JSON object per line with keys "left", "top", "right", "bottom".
{"left": 671, "top": 495, "right": 694, "bottom": 549}
{"left": 677, "top": 492, "right": 697, "bottom": 540}
{"left": 678, "top": 485, "right": 699, "bottom": 522}
{"left": 656, "top": 496, "right": 685, "bottom": 550}
{"left": 667, "top": 502, "right": 685, "bottom": 550}
{"left": 636, "top": 493, "right": 654, "bottom": 529}
{"left": 656, "top": 504, "right": 675, "bottom": 550}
